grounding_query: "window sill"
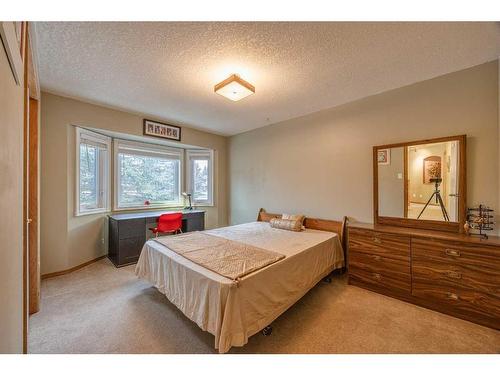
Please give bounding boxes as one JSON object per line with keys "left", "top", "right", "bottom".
{"left": 112, "top": 204, "right": 185, "bottom": 213}
{"left": 192, "top": 203, "right": 214, "bottom": 208}
{"left": 75, "top": 208, "right": 111, "bottom": 217}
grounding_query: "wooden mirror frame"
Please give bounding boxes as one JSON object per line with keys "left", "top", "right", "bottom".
{"left": 373, "top": 134, "right": 466, "bottom": 233}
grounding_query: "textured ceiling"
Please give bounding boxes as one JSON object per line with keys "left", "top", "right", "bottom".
{"left": 34, "top": 22, "right": 500, "bottom": 136}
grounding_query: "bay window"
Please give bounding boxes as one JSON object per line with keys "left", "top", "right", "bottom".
{"left": 75, "top": 128, "right": 111, "bottom": 216}
{"left": 114, "top": 140, "right": 183, "bottom": 209}
{"left": 186, "top": 149, "right": 213, "bottom": 206}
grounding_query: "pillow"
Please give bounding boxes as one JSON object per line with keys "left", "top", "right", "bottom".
{"left": 282, "top": 213, "right": 305, "bottom": 225}
{"left": 270, "top": 218, "right": 302, "bottom": 232}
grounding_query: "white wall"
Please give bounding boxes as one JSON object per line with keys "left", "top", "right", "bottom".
{"left": 0, "top": 40, "right": 24, "bottom": 353}
{"left": 229, "top": 61, "right": 499, "bottom": 227}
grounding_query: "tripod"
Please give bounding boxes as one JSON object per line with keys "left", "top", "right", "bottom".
{"left": 417, "top": 178, "right": 450, "bottom": 221}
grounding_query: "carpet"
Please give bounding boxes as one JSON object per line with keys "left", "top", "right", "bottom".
{"left": 28, "top": 258, "right": 500, "bottom": 354}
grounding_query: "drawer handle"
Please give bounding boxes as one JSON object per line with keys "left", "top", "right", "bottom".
{"left": 373, "top": 255, "right": 381, "bottom": 261}
{"left": 446, "top": 271, "right": 462, "bottom": 279}
{"left": 445, "top": 249, "right": 461, "bottom": 257}
{"left": 372, "top": 273, "right": 382, "bottom": 280}
{"left": 373, "top": 237, "right": 382, "bottom": 244}
{"left": 446, "top": 292, "right": 459, "bottom": 301}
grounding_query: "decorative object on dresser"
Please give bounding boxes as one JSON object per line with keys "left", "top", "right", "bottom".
{"left": 182, "top": 192, "right": 193, "bottom": 210}
{"left": 466, "top": 205, "right": 494, "bottom": 239}
{"left": 348, "top": 223, "right": 500, "bottom": 330}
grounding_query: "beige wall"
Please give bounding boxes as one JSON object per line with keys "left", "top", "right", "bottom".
{"left": 0, "top": 43, "right": 24, "bottom": 352}
{"left": 378, "top": 147, "right": 404, "bottom": 217}
{"left": 40, "top": 93, "right": 228, "bottom": 275}
{"left": 229, "top": 61, "right": 499, "bottom": 227}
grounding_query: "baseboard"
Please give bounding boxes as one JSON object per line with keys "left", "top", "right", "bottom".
{"left": 41, "top": 255, "right": 107, "bottom": 279}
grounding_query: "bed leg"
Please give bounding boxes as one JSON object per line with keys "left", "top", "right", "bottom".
{"left": 262, "top": 326, "right": 273, "bottom": 336}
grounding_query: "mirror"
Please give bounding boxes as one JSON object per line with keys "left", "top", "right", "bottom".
{"left": 374, "top": 135, "right": 466, "bottom": 232}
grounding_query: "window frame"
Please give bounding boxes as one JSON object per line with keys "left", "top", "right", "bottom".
{"left": 113, "top": 139, "right": 184, "bottom": 211}
{"left": 186, "top": 149, "right": 214, "bottom": 206}
{"left": 75, "top": 127, "right": 112, "bottom": 216}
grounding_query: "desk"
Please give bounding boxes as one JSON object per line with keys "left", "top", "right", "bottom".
{"left": 108, "top": 209, "right": 205, "bottom": 267}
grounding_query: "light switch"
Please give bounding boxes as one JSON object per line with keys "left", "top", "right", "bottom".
{"left": 397, "top": 173, "right": 403, "bottom": 179}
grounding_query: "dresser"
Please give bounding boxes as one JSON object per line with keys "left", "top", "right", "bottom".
{"left": 348, "top": 223, "right": 500, "bottom": 330}
{"left": 108, "top": 209, "right": 205, "bottom": 267}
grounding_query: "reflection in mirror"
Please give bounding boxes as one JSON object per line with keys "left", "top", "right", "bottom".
{"left": 378, "top": 140, "right": 460, "bottom": 222}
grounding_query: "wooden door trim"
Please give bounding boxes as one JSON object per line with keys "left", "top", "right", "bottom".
{"left": 28, "top": 97, "right": 39, "bottom": 315}
{"left": 403, "top": 146, "right": 408, "bottom": 219}
{"left": 22, "top": 21, "right": 29, "bottom": 354}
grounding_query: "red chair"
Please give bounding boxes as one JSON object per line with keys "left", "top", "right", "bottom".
{"left": 149, "top": 213, "right": 183, "bottom": 237}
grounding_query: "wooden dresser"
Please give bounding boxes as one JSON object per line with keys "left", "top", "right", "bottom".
{"left": 348, "top": 223, "right": 500, "bottom": 330}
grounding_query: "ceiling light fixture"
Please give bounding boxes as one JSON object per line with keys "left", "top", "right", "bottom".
{"left": 214, "top": 74, "right": 255, "bottom": 102}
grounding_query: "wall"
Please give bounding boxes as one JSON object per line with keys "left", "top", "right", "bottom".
{"left": 0, "top": 43, "right": 24, "bottom": 352}
{"left": 378, "top": 147, "right": 404, "bottom": 217}
{"left": 229, "top": 61, "right": 499, "bottom": 227}
{"left": 40, "top": 93, "right": 228, "bottom": 275}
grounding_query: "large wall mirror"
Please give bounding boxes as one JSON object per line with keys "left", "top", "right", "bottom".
{"left": 374, "top": 135, "right": 466, "bottom": 233}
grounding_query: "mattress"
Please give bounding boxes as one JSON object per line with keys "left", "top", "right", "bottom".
{"left": 135, "top": 221, "right": 344, "bottom": 353}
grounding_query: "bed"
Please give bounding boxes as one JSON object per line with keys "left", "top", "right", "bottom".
{"left": 135, "top": 208, "right": 346, "bottom": 353}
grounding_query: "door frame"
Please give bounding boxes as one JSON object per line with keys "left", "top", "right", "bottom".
{"left": 22, "top": 21, "right": 41, "bottom": 353}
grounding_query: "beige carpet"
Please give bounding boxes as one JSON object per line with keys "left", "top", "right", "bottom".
{"left": 29, "top": 258, "right": 500, "bottom": 354}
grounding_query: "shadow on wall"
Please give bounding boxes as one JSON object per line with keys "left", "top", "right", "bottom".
{"left": 67, "top": 215, "right": 108, "bottom": 268}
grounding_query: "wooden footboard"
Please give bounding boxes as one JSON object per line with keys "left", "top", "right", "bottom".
{"left": 256, "top": 208, "right": 348, "bottom": 252}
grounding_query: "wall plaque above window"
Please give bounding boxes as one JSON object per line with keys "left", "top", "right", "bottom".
{"left": 143, "top": 119, "right": 181, "bottom": 142}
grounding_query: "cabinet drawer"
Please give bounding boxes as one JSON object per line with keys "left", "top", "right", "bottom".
{"left": 412, "top": 281, "right": 500, "bottom": 321}
{"left": 119, "top": 218, "right": 146, "bottom": 239}
{"left": 118, "top": 236, "right": 145, "bottom": 265}
{"left": 412, "top": 258, "right": 500, "bottom": 296}
{"left": 183, "top": 214, "right": 204, "bottom": 232}
{"left": 349, "top": 229, "right": 410, "bottom": 261}
{"left": 349, "top": 265, "right": 411, "bottom": 293}
{"left": 412, "top": 238, "right": 500, "bottom": 271}
{"left": 349, "top": 251, "right": 410, "bottom": 283}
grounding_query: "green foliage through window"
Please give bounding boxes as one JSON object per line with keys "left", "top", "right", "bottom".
{"left": 118, "top": 153, "right": 180, "bottom": 206}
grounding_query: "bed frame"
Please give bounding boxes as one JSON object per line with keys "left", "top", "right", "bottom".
{"left": 256, "top": 208, "right": 348, "bottom": 336}
{"left": 256, "top": 208, "right": 347, "bottom": 251}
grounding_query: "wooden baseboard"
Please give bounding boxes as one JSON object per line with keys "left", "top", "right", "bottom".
{"left": 41, "top": 255, "right": 107, "bottom": 280}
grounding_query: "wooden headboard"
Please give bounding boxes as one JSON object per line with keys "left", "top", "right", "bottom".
{"left": 256, "top": 208, "right": 348, "bottom": 251}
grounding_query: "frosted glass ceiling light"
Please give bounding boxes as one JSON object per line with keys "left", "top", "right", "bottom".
{"left": 214, "top": 74, "right": 255, "bottom": 102}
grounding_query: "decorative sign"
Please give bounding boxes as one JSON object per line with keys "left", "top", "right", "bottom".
{"left": 377, "top": 149, "right": 390, "bottom": 165}
{"left": 143, "top": 119, "right": 181, "bottom": 141}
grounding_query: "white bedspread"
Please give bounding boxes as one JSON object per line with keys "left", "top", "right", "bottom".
{"left": 135, "top": 221, "right": 344, "bottom": 353}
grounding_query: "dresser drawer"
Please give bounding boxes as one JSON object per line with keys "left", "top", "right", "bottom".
{"left": 413, "top": 258, "right": 500, "bottom": 296}
{"left": 349, "top": 265, "right": 411, "bottom": 293}
{"left": 412, "top": 281, "right": 500, "bottom": 323}
{"left": 349, "top": 229, "right": 410, "bottom": 261}
{"left": 349, "top": 251, "right": 410, "bottom": 283}
{"left": 412, "top": 238, "right": 500, "bottom": 270}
